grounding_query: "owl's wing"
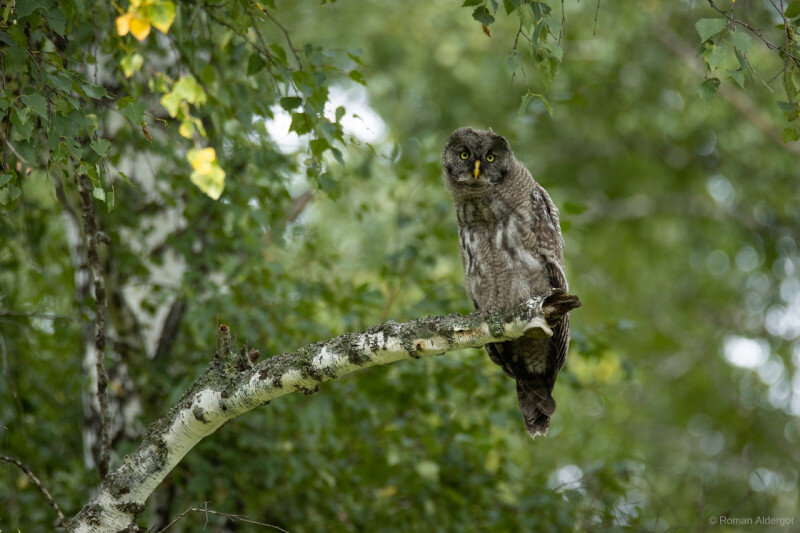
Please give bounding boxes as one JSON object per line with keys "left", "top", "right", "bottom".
{"left": 532, "top": 183, "right": 569, "bottom": 372}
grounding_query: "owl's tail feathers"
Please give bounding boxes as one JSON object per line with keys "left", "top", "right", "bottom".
{"left": 516, "top": 379, "right": 556, "bottom": 438}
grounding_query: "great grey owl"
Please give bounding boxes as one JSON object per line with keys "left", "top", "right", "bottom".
{"left": 442, "top": 127, "right": 569, "bottom": 437}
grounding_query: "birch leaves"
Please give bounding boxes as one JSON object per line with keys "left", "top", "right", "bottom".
{"left": 116, "top": 0, "right": 176, "bottom": 41}
{"left": 116, "top": 1, "right": 224, "bottom": 199}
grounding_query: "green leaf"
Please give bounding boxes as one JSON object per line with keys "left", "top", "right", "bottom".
{"left": 47, "top": 71, "right": 73, "bottom": 94}
{"left": 119, "top": 99, "right": 146, "bottom": 124}
{"left": 308, "top": 86, "right": 329, "bottom": 113}
{"left": 534, "top": 55, "right": 558, "bottom": 87}
{"left": 247, "top": 54, "right": 266, "bottom": 75}
{"left": 781, "top": 127, "right": 800, "bottom": 142}
{"left": 786, "top": 0, "right": 800, "bottom": 19}
{"left": 331, "top": 148, "right": 345, "bottom": 166}
{"left": 348, "top": 70, "right": 366, "bottom": 85}
{"left": 727, "top": 68, "right": 745, "bottom": 88}
{"left": 8, "top": 184, "right": 21, "bottom": 202}
{"left": 727, "top": 31, "right": 751, "bottom": 53}
{"left": 93, "top": 187, "right": 106, "bottom": 202}
{"left": 702, "top": 44, "right": 726, "bottom": 70}
{"left": 116, "top": 96, "right": 136, "bottom": 109}
{"left": 316, "top": 171, "right": 340, "bottom": 199}
{"left": 698, "top": 77, "right": 721, "bottom": 101}
{"left": 472, "top": 6, "right": 495, "bottom": 26}
{"left": 279, "top": 97, "right": 303, "bottom": 111}
{"left": 44, "top": 7, "right": 67, "bottom": 36}
{"left": 519, "top": 92, "right": 553, "bottom": 118}
{"left": 519, "top": 93, "right": 532, "bottom": 116}
{"left": 146, "top": 0, "right": 176, "bottom": 33}
{"left": 291, "top": 70, "right": 317, "bottom": 96}
{"left": 335, "top": 106, "right": 345, "bottom": 122}
{"left": 544, "top": 42, "right": 563, "bottom": 62}
{"left": 310, "top": 137, "right": 331, "bottom": 159}
{"left": 503, "top": 0, "right": 520, "bottom": 15}
{"left": 347, "top": 49, "right": 365, "bottom": 66}
{"left": 16, "top": 0, "right": 48, "bottom": 17}
{"left": 531, "top": 1, "right": 551, "bottom": 18}
{"left": 21, "top": 93, "right": 48, "bottom": 120}
{"left": 11, "top": 108, "right": 34, "bottom": 140}
{"left": 82, "top": 84, "right": 107, "bottom": 99}
{"left": 518, "top": 3, "right": 534, "bottom": 31}
{"left": 289, "top": 112, "right": 315, "bottom": 135}
{"left": 160, "top": 77, "right": 206, "bottom": 117}
{"left": 270, "top": 43, "right": 288, "bottom": 65}
{"left": 91, "top": 138, "right": 111, "bottom": 157}
{"left": 777, "top": 101, "right": 799, "bottom": 112}
{"left": 695, "top": 18, "right": 727, "bottom": 42}
{"left": 462, "top": 0, "right": 483, "bottom": 6}
{"left": 0, "top": 173, "right": 13, "bottom": 188}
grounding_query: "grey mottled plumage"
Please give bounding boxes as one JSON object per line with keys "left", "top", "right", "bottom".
{"left": 442, "top": 127, "right": 569, "bottom": 437}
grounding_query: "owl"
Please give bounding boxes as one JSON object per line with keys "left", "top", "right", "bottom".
{"left": 442, "top": 127, "right": 569, "bottom": 437}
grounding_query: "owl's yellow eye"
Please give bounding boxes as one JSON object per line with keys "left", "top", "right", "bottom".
{"left": 486, "top": 154, "right": 495, "bottom": 163}
{"left": 460, "top": 151, "right": 469, "bottom": 160}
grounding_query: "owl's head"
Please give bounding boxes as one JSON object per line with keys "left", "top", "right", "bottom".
{"left": 442, "top": 127, "right": 515, "bottom": 192}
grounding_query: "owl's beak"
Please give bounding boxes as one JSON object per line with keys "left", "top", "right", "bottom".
{"left": 473, "top": 160, "right": 481, "bottom": 179}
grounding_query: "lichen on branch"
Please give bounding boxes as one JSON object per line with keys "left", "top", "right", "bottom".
{"left": 66, "top": 292, "right": 580, "bottom": 532}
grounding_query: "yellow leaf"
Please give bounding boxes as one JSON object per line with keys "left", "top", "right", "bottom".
{"left": 484, "top": 449, "right": 500, "bottom": 474}
{"left": 190, "top": 165, "right": 225, "bottom": 200}
{"left": 116, "top": 13, "right": 133, "bottom": 36}
{"left": 376, "top": 486, "right": 397, "bottom": 499}
{"left": 179, "top": 120, "right": 194, "bottom": 139}
{"left": 187, "top": 148, "right": 225, "bottom": 199}
{"left": 120, "top": 52, "right": 144, "bottom": 78}
{"left": 130, "top": 16, "right": 152, "bottom": 41}
{"left": 188, "top": 147, "right": 216, "bottom": 172}
{"left": 595, "top": 354, "right": 622, "bottom": 384}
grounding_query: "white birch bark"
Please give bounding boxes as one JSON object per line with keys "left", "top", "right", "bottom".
{"left": 67, "top": 294, "right": 578, "bottom": 532}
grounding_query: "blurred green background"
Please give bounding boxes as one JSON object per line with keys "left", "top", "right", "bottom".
{"left": 1, "top": 0, "right": 799, "bottom": 530}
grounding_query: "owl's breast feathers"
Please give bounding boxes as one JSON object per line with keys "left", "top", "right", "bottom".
{"left": 452, "top": 162, "right": 569, "bottom": 437}
{"left": 454, "top": 163, "right": 566, "bottom": 310}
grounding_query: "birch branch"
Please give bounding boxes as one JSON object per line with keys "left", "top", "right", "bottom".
{"left": 66, "top": 292, "right": 580, "bottom": 532}
{"left": 77, "top": 173, "right": 112, "bottom": 479}
{"left": 0, "top": 454, "right": 66, "bottom": 526}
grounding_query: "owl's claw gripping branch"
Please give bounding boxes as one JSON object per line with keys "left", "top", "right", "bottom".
{"left": 66, "top": 297, "right": 579, "bottom": 532}
{"left": 542, "top": 290, "right": 582, "bottom": 325}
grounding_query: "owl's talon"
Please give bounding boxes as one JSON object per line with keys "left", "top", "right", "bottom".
{"left": 542, "top": 292, "right": 582, "bottom": 323}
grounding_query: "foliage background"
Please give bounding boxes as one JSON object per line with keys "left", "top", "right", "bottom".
{"left": 1, "top": 0, "right": 799, "bottom": 530}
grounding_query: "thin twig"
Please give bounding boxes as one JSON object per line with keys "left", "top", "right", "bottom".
{"left": 204, "top": 8, "right": 274, "bottom": 62}
{"left": 0, "top": 311, "right": 77, "bottom": 321}
{"left": 656, "top": 24, "right": 800, "bottom": 154}
{"left": 0, "top": 126, "right": 30, "bottom": 166}
{"left": 247, "top": 7, "right": 274, "bottom": 63}
{"left": 77, "top": 173, "right": 111, "bottom": 479}
{"left": 0, "top": 331, "right": 24, "bottom": 420}
{"left": 261, "top": 8, "right": 303, "bottom": 70}
{"left": 510, "top": 22, "right": 533, "bottom": 89}
{"left": 158, "top": 502, "right": 289, "bottom": 532}
{"left": 0, "top": 53, "right": 7, "bottom": 170}
{"left": 0, "top": 454, "right": 66, "bottom": 525}
{"left": 707, "top": 0, "right": 800, "bottom": 67}
{"left": 593, "top": 0, "right": 601, "bottom": 36}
